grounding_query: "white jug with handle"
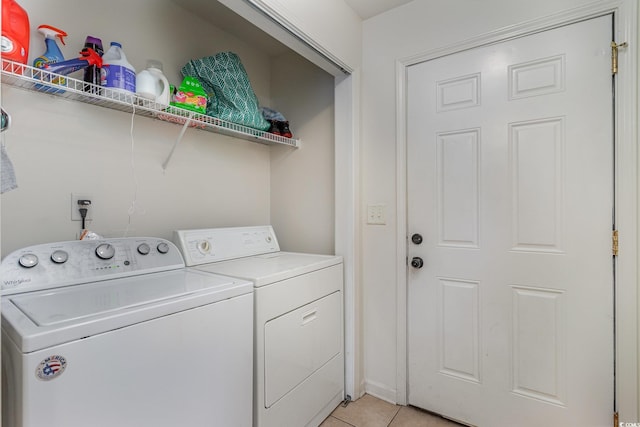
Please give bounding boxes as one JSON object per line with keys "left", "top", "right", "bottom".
{"left": 136, "top": 60, "right": 170, "bottom": 108}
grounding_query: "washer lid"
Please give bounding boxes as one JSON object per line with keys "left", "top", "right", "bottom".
{"left": 193, "top": 252, "right": 343, "bottom": 287}
{"left": 2, "top": 269, "right": 252, "bottom": 353}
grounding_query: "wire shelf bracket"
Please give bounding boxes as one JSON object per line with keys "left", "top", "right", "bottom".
{"left": 162, "top": 112, "right": 194, "bottom": 171}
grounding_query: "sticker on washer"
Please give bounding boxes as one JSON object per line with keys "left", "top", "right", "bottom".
{"left": 35, "top": 355, "right": 67, "bottom": 381}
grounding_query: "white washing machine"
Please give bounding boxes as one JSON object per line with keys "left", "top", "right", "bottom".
{"left": 174, "top": 226, "right": 344, "bottom": 427}
{"left": 1, "top": 237, "right": 254, "bottom": 427}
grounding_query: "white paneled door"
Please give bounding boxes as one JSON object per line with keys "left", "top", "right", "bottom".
{"left": 407, "top": 15, "right": 614, "bottom": 427}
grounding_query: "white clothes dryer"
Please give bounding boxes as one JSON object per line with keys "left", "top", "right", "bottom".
{"left": 1, "top": 237, "right": 253, "bottom": 427}
{"left": 174, "top": 226, "right": 344, "bottom": 427}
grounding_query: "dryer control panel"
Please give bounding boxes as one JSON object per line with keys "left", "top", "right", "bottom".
{"left": 1, "top": 237, "right": 184, "bottom": 295}
{"left": 174, "top": 225, "right": 280, "bottom": 266}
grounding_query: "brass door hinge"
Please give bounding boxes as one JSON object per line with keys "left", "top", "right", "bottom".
{"left": 612, "top": 41, "right": 628, "bottom": 74}
{"left": 613, "top": 411, "right": 619, "bottom": 427}
{"left": 612, "top": 230, "right": 619, "bottom": 256}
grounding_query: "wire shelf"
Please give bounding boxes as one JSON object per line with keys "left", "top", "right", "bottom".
{"left": 0, "top": 59, "right": 299, "bottom": 148}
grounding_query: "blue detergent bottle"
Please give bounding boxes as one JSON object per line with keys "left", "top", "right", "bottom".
{"left": 33, "top": 24, "right": 67, "bottom": 92}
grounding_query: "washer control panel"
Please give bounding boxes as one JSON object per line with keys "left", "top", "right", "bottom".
{"left": 1, "top": 237, "right": 185, "bottom": 295}
{"left": 174, "top": 225, "right": 280, "bottom": 266}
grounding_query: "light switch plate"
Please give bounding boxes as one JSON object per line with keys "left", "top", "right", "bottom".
{"left": 367, "top": 204, "right": 386, "bottom": 225}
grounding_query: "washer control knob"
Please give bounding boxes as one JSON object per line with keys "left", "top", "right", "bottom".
{"left": 197, "top": 240, "right": 211, "bottom": 254}
{"left": 18, "top": 253, "right": 39, "bottom": 268}
{"left": 157, "top": 242, "right": 170, "bottom": 254}
{"left": 137, "top": 243, "right": 151, "bottom": 255}
{"left": 95, "top": 243, "right": 115, "bottom": 260}
{"left": 51, "top": 250, "right": 69, "bottom": 264}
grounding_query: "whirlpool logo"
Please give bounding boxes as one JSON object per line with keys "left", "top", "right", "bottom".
{"left": 3, "top": 278, "right": 31, "bottom": 288}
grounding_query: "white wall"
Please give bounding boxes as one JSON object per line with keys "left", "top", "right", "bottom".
{"left": 359, "top": 0, "right": 635, "bottom": 403}
{"left": 1, "top": 0, "right": 335, "bottom": 256}
{"left": 269, "top": 52, "right": 335, "bottom": 255}
{"left": 0, "top": 88, "right": 271, "bottom": 255}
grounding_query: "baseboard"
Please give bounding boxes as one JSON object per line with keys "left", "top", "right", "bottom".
{"left": 363, "top": 380, "right": 397, "bottom": 404}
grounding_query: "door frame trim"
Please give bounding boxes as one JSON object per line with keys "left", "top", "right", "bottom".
{"left": 395, "top": 0, "right": 638, "bottom": 419}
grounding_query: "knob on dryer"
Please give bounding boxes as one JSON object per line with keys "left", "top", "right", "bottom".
{"left": 197, "top": 240, "right": 211, "bottom": 254}
{"left": 137, "top": 243, "right": 151, "bottom": 255}
{"left": 157, "top": 242, "right": 170, "bottom": 254}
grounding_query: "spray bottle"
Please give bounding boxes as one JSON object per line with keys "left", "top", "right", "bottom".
{"left": 40, "top": 48, "right": 102, "bottom": 76}
{"left": 33, "top": 25, "right": 68, "bottom": 91}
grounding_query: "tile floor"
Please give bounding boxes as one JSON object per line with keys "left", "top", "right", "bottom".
{"left": 320, "top": 394, "right": 464, "bottom": 427}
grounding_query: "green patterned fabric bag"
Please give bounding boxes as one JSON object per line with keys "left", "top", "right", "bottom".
{"left": 181, "top": 52, "right": 270, "bottom": 131}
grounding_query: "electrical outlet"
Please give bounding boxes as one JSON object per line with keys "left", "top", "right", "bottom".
{"left": 71, "top": 193, "right": 93, "bottom": 221}
{"left": 367, "top": 204, "right": 386, "bottom": 225}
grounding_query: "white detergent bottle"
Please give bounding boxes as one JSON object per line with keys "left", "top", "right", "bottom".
{"left": 101, "top": 42, "right": 136, "bottom": 95}
{"left": 136, "top": 60, "right": 170, "bottom": 108}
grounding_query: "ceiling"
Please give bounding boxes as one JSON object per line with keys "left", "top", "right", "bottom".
{"left": 343, "top": 0, "right": 413, "bottom": 20}
{"left": 171, "top": 0, "right": 415, "bottom": 59}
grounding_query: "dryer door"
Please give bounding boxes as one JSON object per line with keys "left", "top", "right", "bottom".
{"left": 264, "top": 290, "right": 341, "bottom": 407}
